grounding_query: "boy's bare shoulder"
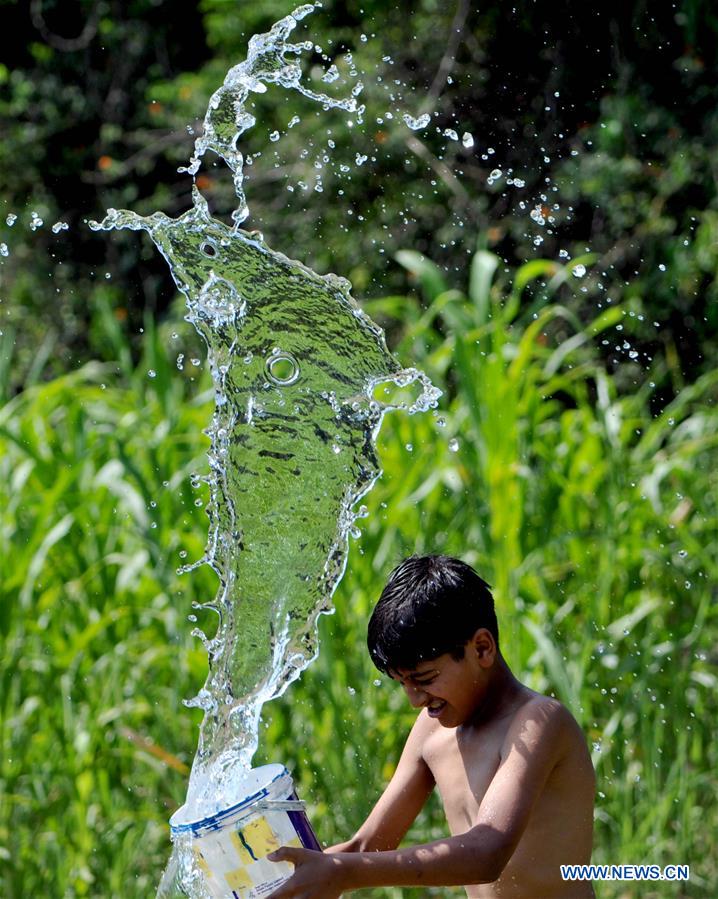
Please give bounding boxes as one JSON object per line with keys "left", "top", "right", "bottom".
{"left": 406, "top": 707, "right": 451, "bottom": 759}
{"left": 502, "top": 692, "right": 587, "bottom": 758}
{"left": 499, "top": 693, "right": 595, "bottom": 782}
{"left": 408, "top": 689, "right": 588, "bottom": 771}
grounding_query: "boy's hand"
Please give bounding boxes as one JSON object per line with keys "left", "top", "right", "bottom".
{"left": 267, "top": 846, "right": 346, "bottom": 898}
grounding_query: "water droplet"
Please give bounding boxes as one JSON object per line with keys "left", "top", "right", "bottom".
{"left": 355, "top": 153, "right": 368, "bottom": 166}
{"left": 269, "top": 130, "right": 280, "bottom": 142}
{"left": 148, "top": 369, "right": 157, "bottom": 378}
{"left": 29, "top": 211, "right": 44, "bottom": 231}
{"left": 405, "top": 443, "right": 413, "bottom": 452}
{"left": 179, "top": 550, "right": 188, "bottom": 559}
{"left": 288, "top": 115, "right": 301, "bottom": 128}
{"left": 52, "top": 221, "right": 69, "bottom": 233}
{"left": 658, "top": 263, "right": 666, "bottom": 272}
{"left": 403, "top": 112, "right": 431, "bottom": 131}
{"left": 678, "top": 549, "right": 688, "bottom": 558}
{"left": 373, "top": 679, "right": 382, "bottom": 687}
{"left": 448, "top": 438, "right": 459, "bottom": 452}
{"left": 322, "top": 64, "right": 339, "bottom": 83}
{"left": 572, "top": 264, "right": 587, "bottom": 278}
{"left": 461, "top": 132, "right": 474, "bottom": 148}
{"left": 487, "top": 168, "right": 503, "bottom": 185}
{"left": 5, "top": 214, "right": 16, "bottom": 226}
{"left": 0, "top": 243, "right": 8, "bottom": 257}
{"left": 266, "top": 351, "right": 300, "bottom": 385}
{"left": 443, "top": 128, "right": 458, "bottom": 141}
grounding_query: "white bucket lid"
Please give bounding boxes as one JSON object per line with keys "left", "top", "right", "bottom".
{"left": 170, "top": 763, "right": 290, "bottom": 835}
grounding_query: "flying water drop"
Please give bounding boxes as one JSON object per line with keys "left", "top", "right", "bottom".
{"left": 403, "top": 112, "right": 431, "bottom": 131}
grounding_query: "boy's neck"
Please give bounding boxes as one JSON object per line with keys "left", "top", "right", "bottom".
{"left": 468, "top": 655, "right": 528, "bottom": 727}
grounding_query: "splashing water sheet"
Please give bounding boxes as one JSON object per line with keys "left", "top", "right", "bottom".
{"left": 91, "top": 5, "right": 439, "bottom": 896}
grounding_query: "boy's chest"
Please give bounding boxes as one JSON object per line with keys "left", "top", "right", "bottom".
{"left": 422, "top": 723, "right": 506, "bottom": 834}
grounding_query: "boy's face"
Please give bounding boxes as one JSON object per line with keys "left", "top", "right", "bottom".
{"left": 391, "top": 629, "right": 495, "bottom": 728}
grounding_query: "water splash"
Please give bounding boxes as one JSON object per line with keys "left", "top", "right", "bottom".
{"left": 180, "top": 2, "right": 360, "bottom": 228}
{"left": 95, "top": 193, "right": 436, "bottom": 793}
{"left": 91, "top": 4, "right": 439, "bottom": 894}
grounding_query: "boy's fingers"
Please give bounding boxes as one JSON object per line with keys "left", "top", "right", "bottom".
{"left": 268, "top": 845, "right": 303, "bottom": 865}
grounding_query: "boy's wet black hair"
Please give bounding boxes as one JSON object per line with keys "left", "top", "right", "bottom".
{"left": 367, "top": 554, "right": 498, "bottom": 675}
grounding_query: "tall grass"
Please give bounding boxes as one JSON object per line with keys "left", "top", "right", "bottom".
{"left": 1, "top": 246, "right": 715, "bottom": 897}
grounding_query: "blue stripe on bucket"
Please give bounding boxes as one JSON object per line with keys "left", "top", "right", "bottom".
{"left": 170, "top": 766, "right": 289, "bottom": 836}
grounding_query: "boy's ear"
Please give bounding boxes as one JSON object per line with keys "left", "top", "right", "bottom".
{"left": 471, "top": 628, "right": 497, "bottom": 666}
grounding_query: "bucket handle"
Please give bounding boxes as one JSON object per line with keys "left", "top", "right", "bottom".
{"left": 255, "top": 799, "right": 306, "bottom": 812}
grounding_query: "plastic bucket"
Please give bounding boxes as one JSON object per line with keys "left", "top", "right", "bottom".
{"left": 170, "top": 764, "right": 321, "bottom": 899}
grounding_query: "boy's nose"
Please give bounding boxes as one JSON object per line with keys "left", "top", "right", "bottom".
{"left": 404, "top": 683, "right": 428, "bottom": 708}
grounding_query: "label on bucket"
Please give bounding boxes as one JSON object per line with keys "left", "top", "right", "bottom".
{"left": 170, "top": 765, "right": 322, "bottom": 899}
{"left": 193, "top": 809, "right": 303, "bottom": 898}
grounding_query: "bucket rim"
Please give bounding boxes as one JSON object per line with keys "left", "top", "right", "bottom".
{"left": 169, "top": 763, "right": 290, "bottom": 835}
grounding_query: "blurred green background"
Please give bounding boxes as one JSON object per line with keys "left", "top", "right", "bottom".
{"left": 1, "top": 1, "right": 716, "bottom": 897}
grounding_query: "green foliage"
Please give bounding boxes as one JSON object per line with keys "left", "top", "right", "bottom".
{"left": 4, "top": 0, "right": 718, "bottom": 396}
{"left": 0, "top": 330, "right": 215, "bottom": 896}
{"left": 552, "top": 87, "right": 718, "bottom": 390}
{"left": 1, "top": 245, "right": 715, "bottom": 896}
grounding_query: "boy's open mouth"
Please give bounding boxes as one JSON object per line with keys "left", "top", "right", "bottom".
{"left": 427, "top": 700, "right": 447, "bottom": 718}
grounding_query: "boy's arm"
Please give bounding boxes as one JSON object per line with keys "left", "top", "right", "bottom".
{"left": 328, "top": 710, "right": 436, "bottom": 853}
{"left": 269, "top": 699, "right": 572, "bottom": 896}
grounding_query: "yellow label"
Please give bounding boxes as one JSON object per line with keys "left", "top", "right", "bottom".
{"left": 225, "top": 865, "right": 252, "bottom": 893}
{"left": 242, "top": 815, "right": 281, "bottom": 858}
{"left": 192, "top": 847, "right": 211, "bottom": 877}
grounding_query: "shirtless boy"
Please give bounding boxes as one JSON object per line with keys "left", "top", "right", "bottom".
{"left": 269, "top": 555, "right": 596, "bottom": 898}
